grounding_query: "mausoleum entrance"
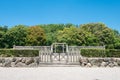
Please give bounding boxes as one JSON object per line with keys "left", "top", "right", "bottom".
{"left": 51, "top": 43, "right": 68, "bottom": 63}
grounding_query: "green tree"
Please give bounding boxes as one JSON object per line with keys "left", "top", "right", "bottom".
{"left": 0, "top": 25, "right": 8, "bottom": 32}
{"left": 0, "top": 26, "right": 8, "bottom": 48}
{"left": 4, "top": 25, "right": 28, "bottom": 48}
{"left": 57, "top": 27, "right": 77, "bottom": 45}
{"left": 80, "top": 23, "right": 107, "bottom": 34}
{"left": 113, "top": 30, "right": 120, "bottom": 49}
{"left": 57, "top": 27, "right": 94, "bottom": 46}
{"left": 0, "top": 31, "right": 5, "bottom": 48}
{"left": 40, "top": 24, "right": 65, "bottom": 45}
{"left": 26, "top": 26, "right": 46, "bottom": 46}
{"left": 80, "top": 23, "right": 116, "bottom": 48}
{"left": 0, "top": 23, "right": 119, "bottom": 49}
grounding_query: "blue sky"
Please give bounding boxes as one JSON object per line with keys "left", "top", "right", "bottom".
{"left": 0, "top": 0, "right": 120, "bottom": 32}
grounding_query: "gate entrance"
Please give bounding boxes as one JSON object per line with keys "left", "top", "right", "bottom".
{"left": 51, "top": 43, "right": 68, "bottom": 63}
{"left": 13, "top": 43, "right": 105, "bottom": 65}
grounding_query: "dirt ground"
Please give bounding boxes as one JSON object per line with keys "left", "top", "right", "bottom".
{"left": 0, "top": 67, "right": 119, "bottom": 80}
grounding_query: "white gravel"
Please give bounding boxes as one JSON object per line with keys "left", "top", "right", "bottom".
{"left": 0, "top": 67, "right": 120, "bottom": 80}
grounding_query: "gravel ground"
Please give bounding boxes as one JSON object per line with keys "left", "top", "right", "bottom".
{"left": 0, "top": 67, "right": 120, "bottom": 80}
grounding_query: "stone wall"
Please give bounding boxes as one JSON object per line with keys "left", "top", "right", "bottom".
{"left": 79, "top": 58, "right": 120, "bottom": 67}
{"left": 0, "top": 57, "right": 40, "bottom": 67}
{"left": 0, "top": 57, "right": 120, "bottom": 67}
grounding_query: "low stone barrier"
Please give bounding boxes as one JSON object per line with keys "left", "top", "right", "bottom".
{"left": 0, "top": 57, "right": 40, "bottom": 67}
{"left": 0, "top": 57, "right": 120, "bottom": 67}
{"left": 79, "top": 58, "right": 120, "bottom": 67}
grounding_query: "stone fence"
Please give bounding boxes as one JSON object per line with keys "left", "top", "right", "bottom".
{"left": 0, "top": 57, "right": 120, "bottom": 67}
{"left": 0, "top": 57, "right": 40, "bottom": 67}
{"left": 79, "top": 57, "right": 120, "bottom": 67}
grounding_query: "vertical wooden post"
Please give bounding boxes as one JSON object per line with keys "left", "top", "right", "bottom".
{"left": 66, "top": 44, "right": 69, "bottom": 63}
{"left": 50, "top": 44, "right": 53, "bottom": 62}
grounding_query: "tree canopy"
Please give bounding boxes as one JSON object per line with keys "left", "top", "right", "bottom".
{"left": 0, "top": 23, "right": 120, "bottom": 49}
{"left": 26, "top": 26, "right": 46, "bottom": 46}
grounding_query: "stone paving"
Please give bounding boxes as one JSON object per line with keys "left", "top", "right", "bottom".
{"left": 0, "top": 67, "right": 120, "bottom": 80}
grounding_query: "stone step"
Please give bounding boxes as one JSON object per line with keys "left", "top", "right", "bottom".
{"left": 38, "top": 62, "right": 80, "bottom": 67}
{"left": 38, "top": 64, "right": 80, "bottom": 67}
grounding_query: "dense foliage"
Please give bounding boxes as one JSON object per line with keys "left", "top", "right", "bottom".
{"left": 0, "top": 49, "right": 39, "bottom": 57}
{"left": 0, "top": 23, "right": 120, "bottom": 49}
{"left": 26, "top": 26, "right": 46, "bottom": 46}
{"left": 81, "top": 49, "right": 106, "bottom": 57}
{"left": 81, "top": 49, "right": 120, "bottom": 57}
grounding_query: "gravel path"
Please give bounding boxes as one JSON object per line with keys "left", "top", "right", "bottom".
{"left": 0, "top": 67, "right": 120, "bottom": 80}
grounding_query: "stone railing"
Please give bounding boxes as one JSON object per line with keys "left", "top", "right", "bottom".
{"left": 13, "top": 45, "right": 51, "bottom": 50}
{"left": 13, "top": 45, "right": 105, "bottom": 50}
{"left": 77, "top": 46, "right": 105, "bottom": 49}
